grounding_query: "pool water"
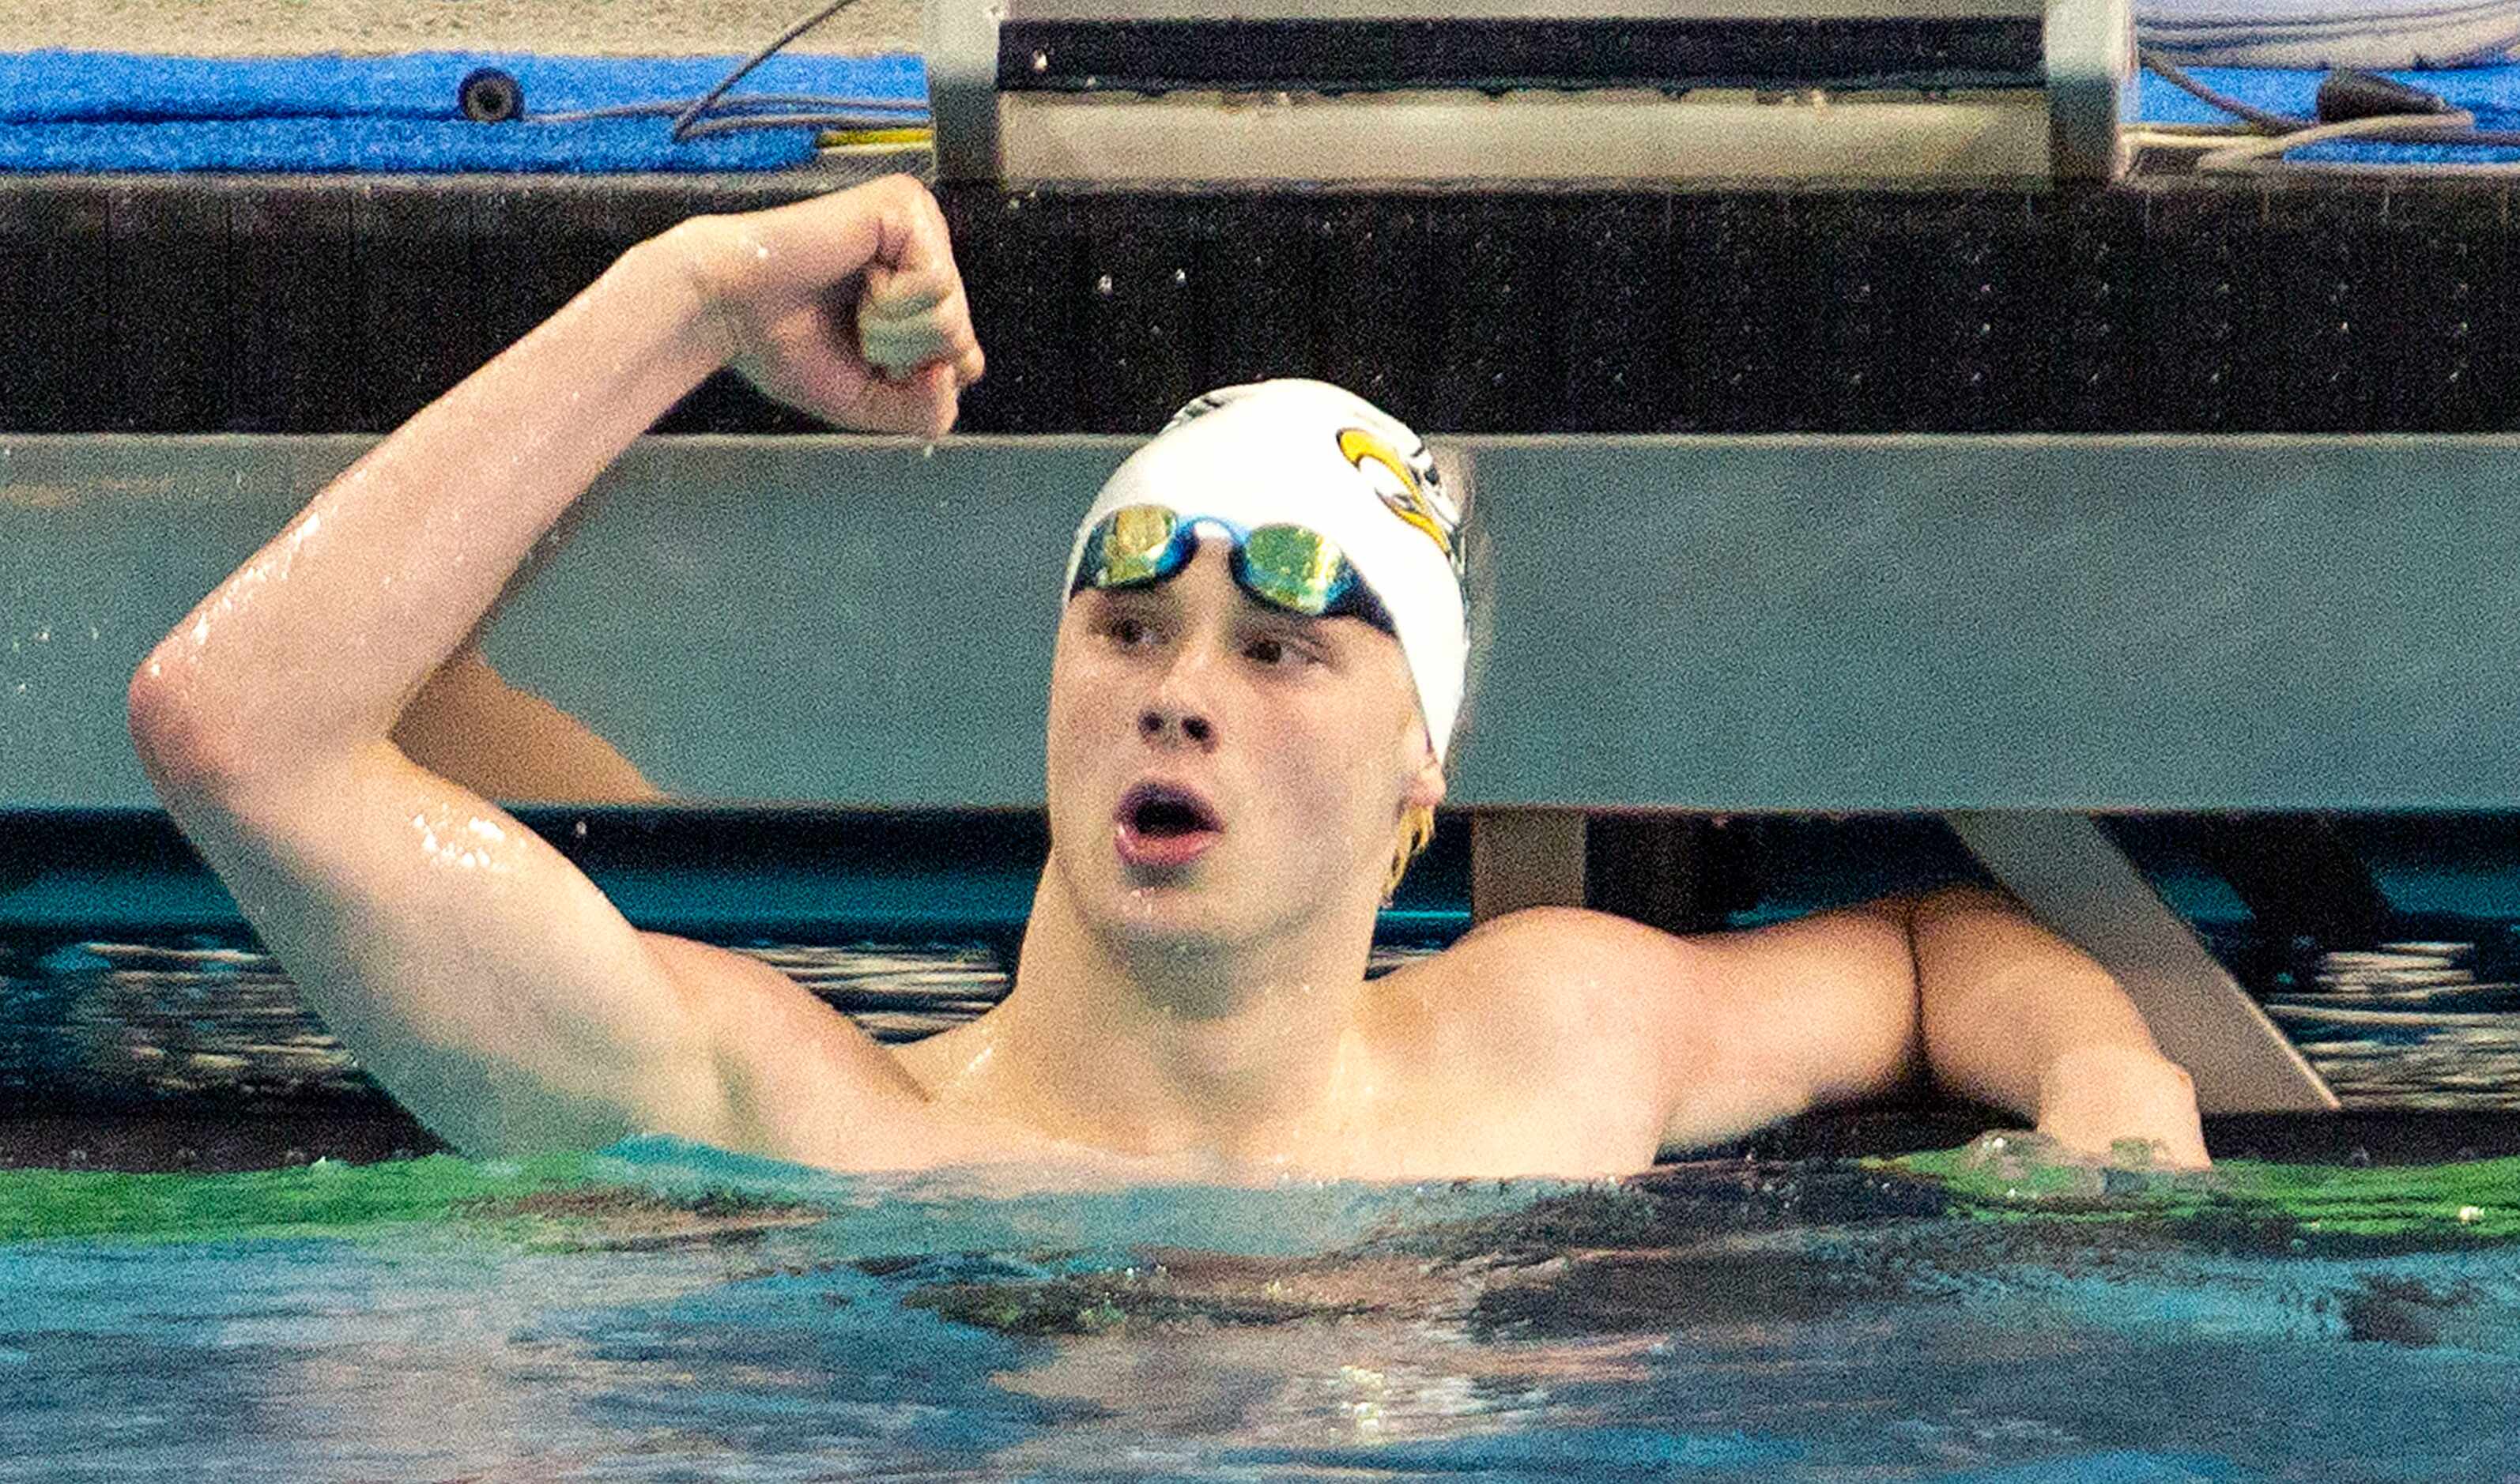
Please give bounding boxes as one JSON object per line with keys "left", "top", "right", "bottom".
{"left": 6, "top": 924, "right": 2511, "bottom": 1151}
{"left": 5, "top": 815, "right": 2517, "bottom": 1479}
{"left": 2, "top": 1137, "right": 2514, "bottom": 1482}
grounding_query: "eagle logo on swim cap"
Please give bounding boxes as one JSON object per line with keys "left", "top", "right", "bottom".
{"left": 1154, "top": 380, "right": 1467, "bottom": 584}
{"left": 1337, "top": 426, "right": 1463, "bottom": 577}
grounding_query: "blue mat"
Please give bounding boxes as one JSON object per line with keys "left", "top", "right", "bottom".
{"left": 2140, "top": 60, "right": 2520, "bottom": 162}
{"left": 0, "top": 50, "right": 926, "bottom": 172}
{"left": 2, "top": 49, "right": 2517, "bottom": 172}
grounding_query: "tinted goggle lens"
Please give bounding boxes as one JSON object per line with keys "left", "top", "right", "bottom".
{"left": 1238, "top": 524, "right": 1349, "bottom": 614}
{"left": 1092, "top": 504, "right": 1183, "bottom": 587}
{"left": 1073, "top": 505, "right": 1390, "bottom": 631}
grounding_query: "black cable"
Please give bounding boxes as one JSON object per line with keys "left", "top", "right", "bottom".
{"left": 2139, "top": 49, "right": 2310, "bottom": 134}
{"left": 2135, "top": 47, "right": 2520, "bottom": 173}
{"left": 480, "top": 0, "right": 918, "bottom": 145}
{"left": 671, "top": 0, "right": 870, "bottom": 143}
{"left": 673, "top": 112, "right": 920, "bottom": 139}
{"left": 538, "top": 94, "right": 924, "bottom": 122}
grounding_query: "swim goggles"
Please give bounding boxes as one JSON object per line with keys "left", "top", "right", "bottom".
{"left": 1068, "top": 504, "right": 1395, "bottom": 634}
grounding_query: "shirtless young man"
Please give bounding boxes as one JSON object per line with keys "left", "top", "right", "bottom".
{"left": 128, "top": 175, "right": 2212, "bottom": 1181}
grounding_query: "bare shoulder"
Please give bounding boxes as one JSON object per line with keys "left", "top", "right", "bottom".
{"left": 1388, "top": 898, "right": 1926, "bottom": 1152}
{"left": 1376, "top": 907, "right": 1706, "bottom": 1071}
{"left": 1413, "top": 906, "right": 1707, "bottom": 1003}
{"left": 641, "top": 932, "right": 867, "bottom": 1038}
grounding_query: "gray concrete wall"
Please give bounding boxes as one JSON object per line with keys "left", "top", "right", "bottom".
{"left": 16, "top": 432, "right": 2520, "bottom": 813}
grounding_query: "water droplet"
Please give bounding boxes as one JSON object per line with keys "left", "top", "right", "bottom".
{"left": 1171, "top": 267, "right": 1187, "bottom": 284}
{"left": 1096, "top": 273, "right": 1114, "bottom": 295}
{"left": 920, "top": 443, "right": 937, "bottom": 458}
{"left": 30, "top": 629, "right": 47, "bottom": 644}
{"left": 571, "top": 819, "right": 588, "bottom": 839}
{"left": 87, "top": 626, "right": 99, "bottom": 641}
{"left": 1031, "top": 50, "right": 1048, "bottom": 73}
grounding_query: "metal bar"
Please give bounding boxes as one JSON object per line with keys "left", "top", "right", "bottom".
{"left": 937, "top": 0, "right": 2126, "bottom": 185}
{"left": 997, "top": 17, "right": 2047, "bottom": 93}
{"left": 926, "top": 0, "right": 1004, "bottom": 186}
{"left": 20, "top": 434, "right": 2520, "bottom": 812}
{"left": 2044, "top": 0, "right": 2139, "bottom": 180}
{"left": 998, "top": 92, "right": 2052, "bottom": 183}
{"left": 1005, "top": 0, "right": 2050, "bottom": 21}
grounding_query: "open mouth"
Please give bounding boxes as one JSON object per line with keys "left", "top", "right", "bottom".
{"left": 1115, "top": 782, "right": 1224, "bottom": 868}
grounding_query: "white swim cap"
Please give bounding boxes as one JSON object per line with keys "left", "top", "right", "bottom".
{"left": 1064, "top": 379, "right": 1470, "bottom": 765}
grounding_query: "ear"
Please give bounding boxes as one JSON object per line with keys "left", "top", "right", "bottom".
{"left": 1401, "top": 728, "right": 1447, "bottom": 810}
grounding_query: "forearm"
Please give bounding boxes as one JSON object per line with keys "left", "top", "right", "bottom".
{"left": 1911, "top": 886, "right": 2159, "bottom": 1109}
{"left": 391, "top": 644, "right": 664, "bottom": 804}
{"left": 132, "top": 229, "right": 728, "bottom": 783}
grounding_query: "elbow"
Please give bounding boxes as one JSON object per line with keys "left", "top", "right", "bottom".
{"left": 1841, "top": 884, "right": 2010, "bottom": 942}
{"left": 126, "top": 642, "right": 252, "bottom": 795}
{"left": 131, "top": 635, "right": 397, "bottom": 804}
{"left": 1911, "top": 882, "right": 2020, "bottom": 928}
{"left": 128, "top": 644, "right": 200, "bottom": 783}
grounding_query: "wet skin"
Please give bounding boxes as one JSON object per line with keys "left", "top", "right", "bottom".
{"left": 129, "top": 175, "right": 2210, "bottom": 1182}
{"left": 891, "top": 538, "right": 1690, "bottom": 1177}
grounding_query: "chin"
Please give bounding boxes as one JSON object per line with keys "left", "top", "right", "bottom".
{"left": 1105, "top": 871, "right": 1238, "bottom": 936}
{"left": 1097, "top": 906, "right": 1249, "bottom": 979}
{"left": 1047, "top": 838, "right": 1217, "bottom": 937}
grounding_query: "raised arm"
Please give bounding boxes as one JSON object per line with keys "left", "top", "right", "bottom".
{"left": 127, "top": 176, "right": 988, "bottom": 1162}
{"left": 388, "top": 492, "right": 665, "bottom": 805}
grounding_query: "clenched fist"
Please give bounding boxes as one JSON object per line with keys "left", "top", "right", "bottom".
{"left": 656, "top": 174, "right": 986, "bottom": 439}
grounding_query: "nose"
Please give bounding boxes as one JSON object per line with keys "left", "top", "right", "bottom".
{"left": 1139, "top": 698, "right": 1215, "bottom": 749}
{"left": 1138, "top": 649, "right": 1219, "bottom": 751}
{"left": 1133, "top": 537, "right": 1232, "bottom": 751}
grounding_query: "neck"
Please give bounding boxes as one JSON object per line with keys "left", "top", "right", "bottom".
{"left": 978, "top": 867, "right": 1386, "bottom": 1163}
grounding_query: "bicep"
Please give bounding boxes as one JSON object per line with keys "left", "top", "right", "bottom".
{"left": 1454, "top": 902, "right": 1924, "bottom": 1154}
{"left": 1668, "top": 897, "right": 1925, "bottom": 1136}
{"left": 161, "top": 741, "right": 729, "bottom": 1156}
{"left": 1488, "top": 895, "right": 1925, "bottom": 1154}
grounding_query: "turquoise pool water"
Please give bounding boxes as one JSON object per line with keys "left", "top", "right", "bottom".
{"left": 3, "top": 1137, "right": 2517, "bottom": 1482}
{"left": 5, "top": 813, "right": 2518, "bottom": 1479}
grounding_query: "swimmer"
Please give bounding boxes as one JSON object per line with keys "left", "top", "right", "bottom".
{"left": 128, "top": 175, "right": 2210, "bottom": 1180}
